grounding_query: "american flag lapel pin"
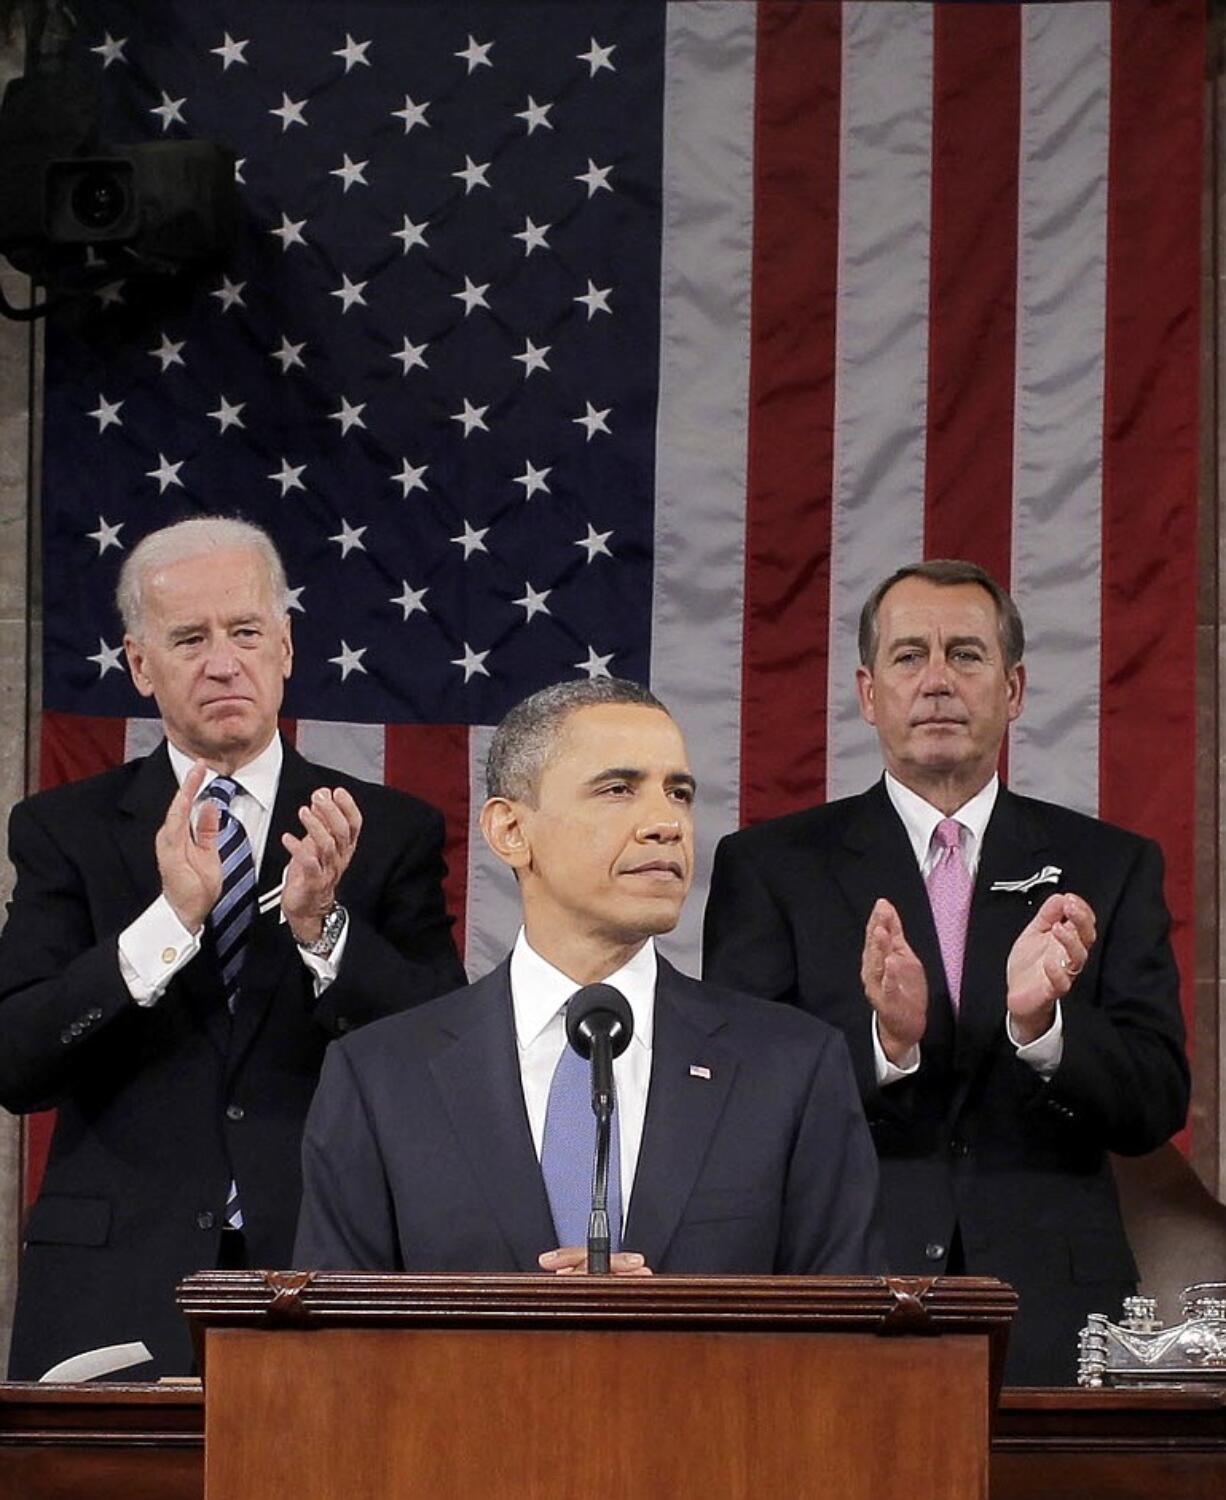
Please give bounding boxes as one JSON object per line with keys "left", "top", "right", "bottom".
{"left": 689, "top": 1064, "right": 712, "bottom": 1081}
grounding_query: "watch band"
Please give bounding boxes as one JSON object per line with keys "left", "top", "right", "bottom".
{"left": 302, "top": 903, "right": 346, "bottom": 959}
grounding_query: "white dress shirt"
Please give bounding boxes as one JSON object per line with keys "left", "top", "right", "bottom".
{"left": 509, "top": 929, "right": 655, "bottom": 1229}
{"left": 874, "top": 772, "right": 1062, "bottom": 1083}
{"left": 118, "top": 735, "right": 347, "bottom": 1004}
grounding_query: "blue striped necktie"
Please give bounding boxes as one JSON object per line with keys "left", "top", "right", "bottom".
{"left": 204, "top": 776, "right": 256, "bottom": 1016}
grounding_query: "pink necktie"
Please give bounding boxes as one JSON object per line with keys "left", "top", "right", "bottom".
{"left": 926, "top": 818, "right": 973, "bottom": 1011}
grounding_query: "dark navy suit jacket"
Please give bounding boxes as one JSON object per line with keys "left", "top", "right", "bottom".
{"left": 703, "top": 779, "right": 1190, "bottom": 1383}
{"left": 294, "top": 958, "right": 884, "bottom": 1278}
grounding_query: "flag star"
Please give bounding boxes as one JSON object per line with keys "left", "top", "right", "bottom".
{"left": 513, "top": 338, "right": 551, "bottom": 378}
{"left": 330, "top": 274, "right": 368, "bottom": 312}
{"left": 270, "top": 92, "right": 309, "bottom": 131}
{"left": 393, "top": 459, "right": 428, "bottom": 497}
{"left": 87, "top": 516, "right": 124, "bottom": 554}
{"left": 515, "top": 95, "right": 553, "bottom": 134}
{"left": 329, "top": 641, "right": 368, "bottom": 680}
{"left": 90, "top": 33, "right": 127, "bottom": 68}
{"left": 209, "top": 275, "right": 246, "bottom": 311}
{"left": 87, "top": 638, "right": 125, "bottom": 677}
{"left": 88, "top": 394, "right": 123, "bottom": 432}
{"left": 392, "top": 214, "right": 429, "bottom": 253}
{"left": 450, "top": 521, "right": 489, "bottom": 558}
{"left": 149, "top": 333, "right": 185, "bottom": 371}
{"left": 391, "top": 581, "right": 429, "bottom": 619}
{"left": 453, "top": 155, "right": 491, "bottom": 194}
{"left": 329, "top": 520, "right": 368, "bottom": 557}
{"left": 150, "top": 92, "right": 186, "bottom": 132}
{"left": 455, "top": 35, "right": 493, "bottom": 73}
{"left": 451, "top": 643, "right": 491, "bottom": 682}
{"left": 452, "top": 277, "right": 490, "bottom": 316}
{"left": 451, "top": 398, "right": 489, "bottom": 437}
{"left": 95, "top": 279, "right": 125, "bottom": 307}
{"left": 391, "top": 95, "right": 430, "bottom": 133}
{"left": 269, "top": 458, "right": 307, "bottom": 495}
{"left": 271, "top": 336, "right": 306, "bottom": 373}
{"left": 574, "top": 401, "right": 612, "bottom": 441}
{"left": 575, "top": 645, "right": 614, "bottom": 679}
{"left": 578, "top": 38, "right": 617, "bottom": 76}
{"left": 211, "top": 33, "right": 249, "bottom": 69}
{"left": 513, "top": 460, "right": 551, "bottom": 499}
{"left": 575, "top": 158, "right": 614, "bottom": 197}
{"left": 270, "top": 213, "right": 307, "bottom": 250}
{"left": 286, "top": 586, "right": 305, "bottom": 613}
{"left": 333, "top": 33, "right": 372, "bottom": 72}
{"left": 208, "top": 396, "right": 246, "bottom": 432}
{"left": 329, "top": 153, "right": 369, "bottom": 192}
{"left": 513, "top": 582, "right": 552, "bottom": 621}
{"left": 512, "top": 216, "right": 551, "bottom": 256}
{"left": 575, "top": 280, "right": 613, "bottom": 319}
{"left": 329, "top": 397, "right": 367, "bottom": 435}
{"left": 391, "top": 337, "right": 428, "bottom": 374}
{"left": 233, "top": 158, "right": 246, "bottom": 184}
{"left": 575, "top": 523, "right": 613, "bottom": 562}
{"left": 146, "top": 453, "right": 185, "bottom": 493}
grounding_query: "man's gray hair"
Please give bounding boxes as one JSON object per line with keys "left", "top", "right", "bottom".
{"left": 117, "top": 516, "right": 290, "bottom": 637}
{"left": 486, "top": 678, "right": 668, "bottom": 803}
{"left": 858, "top": 559, "right": 1025, "bottom": 670}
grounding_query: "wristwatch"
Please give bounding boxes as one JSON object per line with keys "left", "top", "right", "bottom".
{"left": 301, "top": 903, "right": 347, "bottom": 959}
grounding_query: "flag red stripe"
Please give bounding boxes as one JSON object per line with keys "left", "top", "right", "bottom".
{"left": 384, "top": 724, "right": 471, "bottom": 955}
{"left": 923, "top": 0, "right": 1020, "bottom": 587}
{"left": 1098, "top": 0, "right": 1202, "bottom": 1075}
{"left": 740, "top": 0, "right": 841, "bottom": 823}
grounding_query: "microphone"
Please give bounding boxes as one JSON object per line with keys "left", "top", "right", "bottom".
{"left": 564, "top": 984, "right": 634, "bottom": 1274}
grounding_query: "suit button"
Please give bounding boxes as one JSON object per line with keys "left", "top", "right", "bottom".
{"left": 226, "top": 1103, "right": 244, "bottom": 1122}
{"left": 69, "top": 1021, "right": 84, "bottom": 1037}
{"left": 950, "top": 1138, "right": 969, "bottom": 1157}
{"left": 59, "top": 1027, "right": 73, "bottom": 1045}
{"left": 196, "top": 1211, "right": 216, "bottom": 1231}
{"left": 336, "top": 1016, "right": 352, "bottom": 1034}
{"left": 924, "top": 1242, "right": 946, "bottom": 1261}
{"left": 87, "top": 1007, "right": 103, "bottom": 1022}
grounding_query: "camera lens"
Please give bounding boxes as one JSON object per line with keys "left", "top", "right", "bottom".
{"left": 70, "top": 170, "right": 130, "bottom": 232}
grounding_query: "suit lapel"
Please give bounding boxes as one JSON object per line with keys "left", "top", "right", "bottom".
{"left": 623, "top": 961, "right": 738, "bottom": 1269}
{"left": 226, "top": 742, "right": 317, "bottom": 1073}
{"left": 115, "top": 743, "right": 231, "bottom": 1055}
{"left": 834, "top": 781, "right": 956, "bottom": 1054}
{"left": 956, "top": 788, "right": 1051, "bottom": 1070}
{"left": 429, "top": 965, "right": 557, "bottom": 1270}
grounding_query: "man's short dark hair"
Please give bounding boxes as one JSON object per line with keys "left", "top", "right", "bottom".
{"left": 858, "top": 560, "right": 1025, "bottom": 670}
{"left": 486, "top": 678, "right": 668, "bottom": 804}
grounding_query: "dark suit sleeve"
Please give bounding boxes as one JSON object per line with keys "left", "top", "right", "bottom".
{"left": 0, "top": 798, "right": 138, "bottom": 1111}
{"left": 778, "top": 1028, "right": 886, "bottom": 1275}
{"left": 293, "top": 1041, "right": 402, "bottom": 1269}
{"left": 306, "top": 800, "right": 466, "bottom": 1035}
{"left": 1041, "top": 837, "right": 1189, "bottom": 1154}
{"left": 704, "top": 833, "right": 802, "bottom": 1006}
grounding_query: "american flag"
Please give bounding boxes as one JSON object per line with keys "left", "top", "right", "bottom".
{"left": 38, "top": 2, "right": 1200, "bottom": 1049}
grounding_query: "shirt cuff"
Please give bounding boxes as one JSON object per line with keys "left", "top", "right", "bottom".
{"left": 118, "top": 896, "right": 201, "bottom": 1007}
{"left": 296, "top": 910, "right": 349, "bottom": 994}
{"left": 1007, "top": 1001, "right": 1064, "bottom": 1077}
{"left": 873, "top": 1012, "right": 921, "bottom": 1086}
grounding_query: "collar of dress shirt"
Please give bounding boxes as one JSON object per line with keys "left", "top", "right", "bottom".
{"left": 166, "top": 732, "right": 282, "bottom": 815}
{"left": 509, "top": 928, "right": 656, "bottom": 1054}
{"left": 884, "top": 771, "right": 999, "bottom": 878}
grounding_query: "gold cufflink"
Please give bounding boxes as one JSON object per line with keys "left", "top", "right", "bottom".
{"left": 161, "top": 947, "right": 178, "bottom": 964}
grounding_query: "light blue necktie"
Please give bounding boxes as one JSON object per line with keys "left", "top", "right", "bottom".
{"left": 540, "top": 1017, "right": 621, "bottom": 1253}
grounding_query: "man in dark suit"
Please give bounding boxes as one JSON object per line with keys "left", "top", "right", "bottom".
{"left": 0, "top": 516, "right": 466, "bottom": 1378}
{"left": 703, "top": 560, "right": 1190, "bottom": 1384}
{"left": 294, "top": 679, "right": 881, "bottom": 1279}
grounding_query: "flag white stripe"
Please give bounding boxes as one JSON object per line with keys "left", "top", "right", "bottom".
{"left": 651, "top": 0, "right": 757, "bottom": 974}
{"left": 1007, "top": 2, "right": 1110, "bottom": 816}
{"left": 827, "top": 1, "right": 934, "bottom": 801}
{"left": 296, "top": 719, "right": 385, "bottom": 785}
{"left": 125, "top": 718, "right": 165, "bottom": 762}
{"left": 464, "top": 724, "right": 520, "bottom": 979}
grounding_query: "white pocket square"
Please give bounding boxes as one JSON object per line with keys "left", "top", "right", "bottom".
{"left": 990, "top": 865, "right": 1062, "bottom": 894}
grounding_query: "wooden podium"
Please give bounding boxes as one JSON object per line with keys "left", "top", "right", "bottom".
{"left": 178, "top": 1271, "right": 1015, "bottom": 1499}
